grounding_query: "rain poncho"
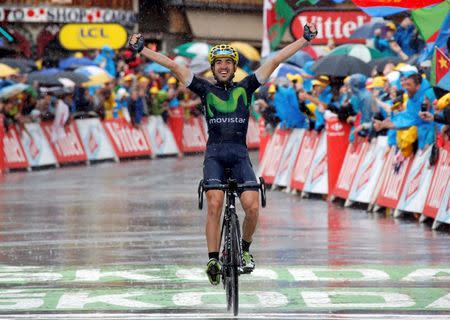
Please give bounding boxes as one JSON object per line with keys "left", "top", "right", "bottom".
{"left": 94, "top": 45, "right": 116, "bottom": 77}
{"left": 349, "top": 74, "right": 374, "bottom": 142}
{"left": 313, "top": 86, "right": 333, "bottom": 130}
{"left": 391, "top": 77, "right": 436, "bottom": 149}
{"left": 302, "top": 61, "right": 315, "bottom": 92}
{"left": 274, "top": 86, "right": 307, "bottom": 129}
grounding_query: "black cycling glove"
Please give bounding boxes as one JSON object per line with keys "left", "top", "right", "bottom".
{"left": 128, "top": 34, "right": 144, "bottom": 53}
{"left": 303, "top": 24, "right": 318, "bottom": 42}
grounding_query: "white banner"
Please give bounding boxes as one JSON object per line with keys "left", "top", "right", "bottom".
{"left": 304, "top": 132, "right": 328, "bottom": 195}
{"left": 397, "top": 147, "right": 435, "bottom": 214}
{"left": 274, "top": 129, "right": 304, "bottom": 187}
{"left": 21, "top": 123, "right": 57, "bottom": 167}
{"left": 435, "top": 183, "right": 450, "bottom": 224}
{"left": 349, "top": 137, "right": 387, "bottom": 204}
{"left": 144, "top": 116, "right": 179, "bottom": 156}
{"left": 76, "top": 119, "right": 116, "bottom": 161}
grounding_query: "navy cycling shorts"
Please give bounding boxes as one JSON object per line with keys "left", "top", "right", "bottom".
{"left": 203, "top": 143, "right": 258, "bottom": 189}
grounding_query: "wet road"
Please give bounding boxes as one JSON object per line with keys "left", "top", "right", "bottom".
{"left": 0, "top": 152, "right": 449, "bottom": 319}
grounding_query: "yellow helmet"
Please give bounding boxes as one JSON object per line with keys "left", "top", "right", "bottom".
{"left": 209, "top": 44, "right": 239, "bottom": 66}
{"left": 150, "top": 86, "right": 159, "bottom": 94}
{"left": 167, "top": 77, "right": 177, "bottom": 85}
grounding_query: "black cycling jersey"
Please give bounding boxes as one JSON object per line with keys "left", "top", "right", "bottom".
{"left": 188, "top": 74, "right": 261, "bottom": 145}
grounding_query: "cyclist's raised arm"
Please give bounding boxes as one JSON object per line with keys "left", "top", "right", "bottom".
{"left": 128, "top": 33, "right": 192, "bottom": 85}
{"left": 254, "top": 23, "right": 317, "bottom": 84}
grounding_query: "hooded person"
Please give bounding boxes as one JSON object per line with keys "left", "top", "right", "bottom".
{"left": 348, "top": 73, "right": 374, "bottom": 142}
{"left": 274, "top": 77, "right": 307, "bottom": 129}
{"left": 94, "top": 45, "right": 116, "bottom": 77}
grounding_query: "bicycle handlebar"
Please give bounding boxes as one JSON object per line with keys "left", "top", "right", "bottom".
{"left": 198, "top": 177, "right": 267, "bottom": 210}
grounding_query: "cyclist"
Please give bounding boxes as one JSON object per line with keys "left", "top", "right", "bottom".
{"left": 128, "top": 24, "right": 317, "bottom": 285}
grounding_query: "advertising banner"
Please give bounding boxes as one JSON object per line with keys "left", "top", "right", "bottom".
{"left": 59, "top": 23, "right": 128, "bottom": 50}
{"left": 247, "top": 116, "right": 260, "bottom": 150}
{"left": 304, "top": 132, "right": 328, "bottom": 195}
{"left": 258, "top": 118, "right": 270, "bottom": 162}
{"left": 423, "top": 142, "right": 450, "bottom": 218}
{"left": 41, "top": 122, "right": 87, "bottom": 164}
{"left": 435, "top": 183, "right": 450, "bottom": 225}
{"left": 332, "top": 138, "right": 367, "bottom": 200}
{"left": 76, "top": 118, "right": 116, "bottom": 161}
{"left": 274, "top": 129, "right": 305, "bottom": 187}
{"left": 290, "top": 130, "right": 320, "bottom": 191}
{"left": 397, "top": 147, "right": 435, "bottom": 214}
{"left": 144, "top": 116, "right": 179, "bottom": 156}
{"left": 102, "top": 119, "right": 153, "bottom": 159}
{"left": 182, "top": 117, "right": 207, "bottom": 153}
{"left": 0, "top": 115, "right": 4, "bottom": 173}
{"left": 290, "top": 10, "right": 371, "bottom": 45}
{"left": 326, "top": 118, "right": 351, "bottom": 198}
{"left": 2, "top": 125, "right": 29, "bottom": 170}
{"left": 376, "top": 149, "right": 413, "bottom": 209}
{"left": 20, "top": 123, "right": 57, "bottom": 167}
{"left": 261, "top": 127, "right": 291, "bottom": 185}
{"left": 349, "top": 136, "right": 388, "bottom": 204}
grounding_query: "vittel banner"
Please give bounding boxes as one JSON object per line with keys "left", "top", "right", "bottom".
{"left": 290, "top": 10, "right": 371, "bottom": 45}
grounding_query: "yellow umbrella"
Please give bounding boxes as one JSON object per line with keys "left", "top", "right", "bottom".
{"left": 229, "top": 42, "right": 260, "bottom": 62}
{"left": 82, "top": 72, "right": 113, "bottom": 87}
{"left": 0, "top": 63, "right": 18, "bottom": 77}
{"left": 203, "top": 67, "right": 249, "bottom": 82}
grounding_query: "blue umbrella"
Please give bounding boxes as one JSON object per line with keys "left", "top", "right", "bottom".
{"left": 59, "top": 57, "right": 97, "bottom": 70}
{"left": 0, "top": 83, "right": 29, "bottom": 99}
{"left": 0, "top": 79, "right": 15, "bottom": 90}
{"left": 39, "top": 68, "right": 59, "bottom": 75}
{"left": 286, "top": 51, "right": 313, "bottom": 68}
{"left": 144, "top": 62, "right": 170, "bottom": 74}
{"left": 270, "top": 63, "right": 303, "bottom": 79}
{"left": 350, "top": 21, "right": 388, "bottom": 39}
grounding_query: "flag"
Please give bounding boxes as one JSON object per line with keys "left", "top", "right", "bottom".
{"left": 352, "top": 0, "right": 444, "bottom": 17}
{"left": 411, "top": 1, "right": 450, "bottom": 43}
{"left": 262, "top": 0, "right": 295, "bottom": 57}
{"left": 431, "top": 47, "right": 450, "bottom": 91}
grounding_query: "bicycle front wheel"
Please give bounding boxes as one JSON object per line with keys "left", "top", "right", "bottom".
{"left": 230, "top": 212, "right": 240, "bottom": 316}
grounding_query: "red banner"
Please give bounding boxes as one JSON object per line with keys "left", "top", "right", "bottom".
{"left": 352, "top": 0, "right": 443, "bottom": 9}
{"left": 376, "top": 149, "right": 413, "bottom": 209}
{"left": 0, "top": 115, "right": 4, "bottom": 173}
{"left": 326, "top": 118, "right": 351, "bottom": 198}
{"left": 41, "top": 122, "right": 88, "bottom": 164}
{"left": 290, "top": 130, "right": 319, "bottom": 191}
{"left": 181, "top": 117, "right": 207, "bottom": 153}
{"left": 332, "top": 138, "right": 367, "bottom": 200}
{"left": 102, "top": 119, "right": 153, "bottom": 158}
{"left": 2, "top": 125, "right": 29, "bottom": 170}
{"left": 423, "top": 142, "right": 450, "bottom": 218}
{"left": 290, "top": 10, "right": 371, "bottom": 45}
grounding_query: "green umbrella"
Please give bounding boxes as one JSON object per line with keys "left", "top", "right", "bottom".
{"left": 173, "top": 42, "right": 211, "bottom": 59}
{"left": 328, "top": 44, "right": 383, "bottom": 63}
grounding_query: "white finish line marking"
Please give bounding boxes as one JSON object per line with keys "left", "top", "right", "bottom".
{"left": 0, "top": 314, "right": 448, "bottom": 320}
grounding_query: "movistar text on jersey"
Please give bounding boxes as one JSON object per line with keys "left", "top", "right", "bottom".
{"left": 209, "top": 117, "right": 246, "bottom": 124}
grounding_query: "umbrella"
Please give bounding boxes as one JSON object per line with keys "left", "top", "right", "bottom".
{"left": 190, "top": 56, "right": 210, "bottom": 74}
{"left": 59, "top": 57, "right": 97, "bottom": 70}
{"left": 0, "top": 58, "right": 36, "bottom": 73}
{"left": 270, "top": 63, "right": 303, "bottom": 79}
{"left": 312, "top": 55, "right": 372, "bottom": 77}
{"left": 27, "top": 70, "right": 61, "bottom": 86}
{"left": 54, "top": 71, "right": 89, "bottom": 85}
{"left": 144, "top": 62, "right": 170, "bottom": 74}
{"left": 203, "top": 67, "right": 249, "bottom": 82}
{"left": 350, "top": 20, "right": 388, "bottom": 39}
{"left": 0, "top": 63, "right": 18, "bottom": 77}
{"left": 0, "top": 83, "right": 29, "bottom": 99}
{"left": 82, "top": 72, "right": 113, "bottom": 87}
{"left": 75, "top": 66, "right": 108, "bottom": 77}
{"left": 369, "top": 56, "right": 403, "bottom": 72}
{"left": 328, "top": 44, "right": 383, "bottom": 63}
{"left": 286, "top": 50, "right": 313, "bottom": 68}
{"left": 173, "top": 42, "right": 211, "bottom": 59}
{"left": 229, "top": 42, "right": 260, "bottom": 61}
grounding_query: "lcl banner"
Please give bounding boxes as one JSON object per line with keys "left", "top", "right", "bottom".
{"left": 290, "top": 9, "right": 371, "bottom": 44}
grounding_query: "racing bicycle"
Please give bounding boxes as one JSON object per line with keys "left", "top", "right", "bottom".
{"left": 198, "top": 174, "right": 266, "bottom": 316}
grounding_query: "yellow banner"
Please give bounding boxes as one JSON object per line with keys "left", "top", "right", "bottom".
{"left": 59, "top": 23, "right": 127, "bottom": 50}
